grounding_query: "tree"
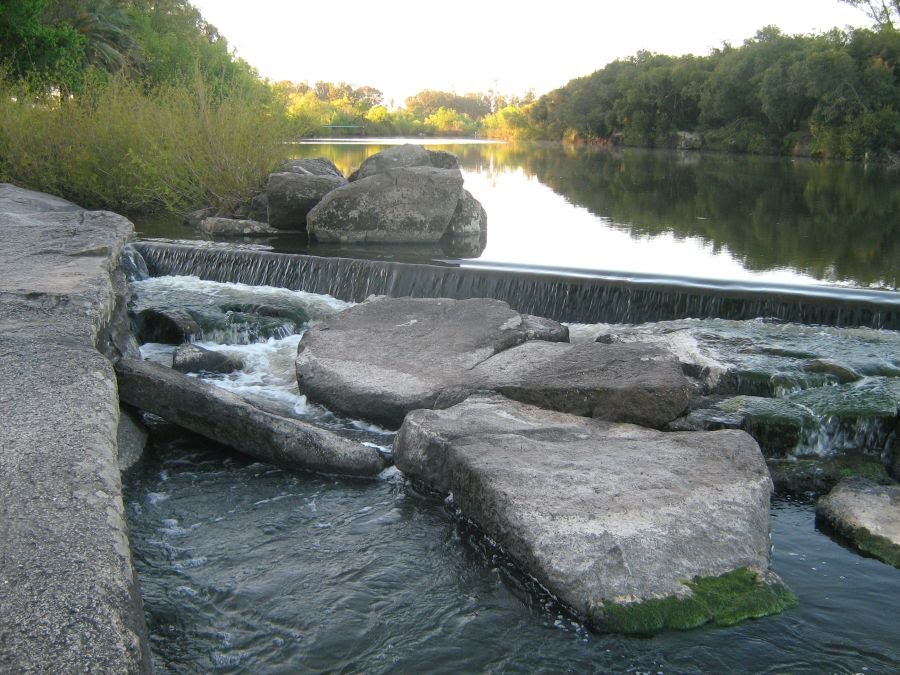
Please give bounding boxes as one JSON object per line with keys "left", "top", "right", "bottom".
{"left": 0, "top": 0, "right": 85, "bottom": 91}
{"left": 840, "top": 1, "right": 900, "bottom": 30}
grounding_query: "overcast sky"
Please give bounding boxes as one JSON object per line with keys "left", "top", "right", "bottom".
{"left": 190, "top": 0, "right": 869, "bottom": 106}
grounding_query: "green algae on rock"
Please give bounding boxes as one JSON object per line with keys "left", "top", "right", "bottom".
{"left": 600, "top": 568, "right": 797, "bottom": 635}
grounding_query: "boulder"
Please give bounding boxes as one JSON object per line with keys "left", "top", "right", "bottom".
{"left": 117, "top": 405, "right": 148, "bottom": 473}
{"left": 172, "top": 343, "right": 243, "bottom": 374}
{"left": 247, "top": 192, "right": 269, "bottom": 223}
{"left": 266, "top": 172, "right": 347, "bottom": 230}
{"left": 465, "top": 340, "right": 691, "bottom": 428}
{"left": 306, "top": 167, "right": 464, "bottom": 244}
{"left": 134, "top": 307, "right": 199, "bottom": 344}
{"left": 116, "top": 358, "right": 387, "bottom": 476}
{"left": 440, "top": 188, "right": 487, "bottom": 257}
{"left": 394, "top": 393, "right": 792, "bottom": 633}
{"left": 199, "top": 216, "right": 280, "bottom": 237}
{"left": 280, "top": 157, "right": 344, "bottom": 179}
{"left": 295, "top": 296, "right": 567, "bottom": 426}
{"left": 817, "top": 477, "right": 900, "bottom": 568}
{"left": 348, "top": 144, "right": 457, "bottom": 181}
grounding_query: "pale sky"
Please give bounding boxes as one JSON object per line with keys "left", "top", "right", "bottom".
{"left": 190, "top": 0, "right": 869, "bottom": 106}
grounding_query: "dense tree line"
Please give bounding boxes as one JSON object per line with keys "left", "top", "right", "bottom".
{"left": 525, "top": 25, "right": 900, "bottom": 159}
{"left": 0, "top": 0, "right": 264, "bottom": 94}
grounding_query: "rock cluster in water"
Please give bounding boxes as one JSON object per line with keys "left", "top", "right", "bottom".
{"left": 292, "top": 295, "right": 793, "bottom": 632}
{"left": 186, "top": 145, "right": 488, "bottom": 257}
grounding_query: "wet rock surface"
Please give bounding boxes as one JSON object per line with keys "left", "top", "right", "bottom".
{"left": 394, "top": 393, "right": 787, "bottom": 632}
{"left": 817, "top": 478, "right": 900, "bottom": 568}
{"left": 117, "top": 358, "right": 387, "bottom": 476}
{"left": 199, "top": 216, "right": 280, "bottom": 237}
{"left": 295, "top": 296, "right": 567, "bottom": 426}
{"left": 172, "top": 343, "right": 244, "bottom": 374}
{"left": 0, "top": 184, "right": 151, "bottom": 672}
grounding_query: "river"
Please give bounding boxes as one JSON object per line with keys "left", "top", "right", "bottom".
{"left": 125, "top": 142, "right": 900, "bottom": 672}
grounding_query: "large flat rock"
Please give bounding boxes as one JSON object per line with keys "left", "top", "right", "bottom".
{"left": 295, "top": 295, "right": 690, "bottom": 428}
{"left": 394, "top": 393, "right": 791, "bottom": 633}
{"left": 467, "top": 340, "right": 691, "bottom": 428}
{"left": 0, "top": 184, "right": 151, "bottom": 672}
{"left": 295, "top": 296, "right": 568, "bottom": 426}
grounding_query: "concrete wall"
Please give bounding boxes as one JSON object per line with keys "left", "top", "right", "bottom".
{"left": 0, "top": 185, "right": 151, "bottom": 673}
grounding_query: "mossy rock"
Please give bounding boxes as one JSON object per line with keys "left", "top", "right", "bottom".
{"left": 599, "top": 568, "right": 796, "bottom": 635}
{"left": 816, "top": 478, "right": 900, "bottom": 569}
{"left": 715, "top": 396, "right": 817, "bottom": 456}
{"left": 787, "top": 379, "right": 899, "bottom": 420}
{"left": 768, "top": 455, "right": 893, "bottom": 497}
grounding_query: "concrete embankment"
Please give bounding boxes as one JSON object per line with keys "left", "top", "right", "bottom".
{"left": 0, "top": 185, "right": 151, "bottom": 672}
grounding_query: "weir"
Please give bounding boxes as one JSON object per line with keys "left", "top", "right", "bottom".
{"left": 133, "top": 241, "right": 900, "bottom": 330}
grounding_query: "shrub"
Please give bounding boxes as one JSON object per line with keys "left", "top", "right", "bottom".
{"left": 0, "top": 72, "right": 288, "bottom": 213}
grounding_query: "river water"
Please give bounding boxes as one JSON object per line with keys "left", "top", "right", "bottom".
{"left": 124, "top": 143, "right": 900, "bottom": 672}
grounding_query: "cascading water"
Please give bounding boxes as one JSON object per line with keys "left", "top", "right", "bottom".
{"left": 131, "top": 241, "right": 900, "bottom": 330}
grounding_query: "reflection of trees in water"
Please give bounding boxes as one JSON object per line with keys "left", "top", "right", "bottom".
{"left": 495, "top": 145, "right": 899, "bottom": 289}
{"left": 292, "top": 144, "right": 899, "bottom": 289}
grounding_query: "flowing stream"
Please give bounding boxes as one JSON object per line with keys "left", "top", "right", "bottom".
{"left": 123, "top": 272, "right": 900, "bottom": 673}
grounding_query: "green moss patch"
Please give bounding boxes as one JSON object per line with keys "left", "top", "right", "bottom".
{"left": 768, "top": 455, "right": 893, "bottom": 497}
{"left": 599, "top": 568, "right": 796, "bottom": 635}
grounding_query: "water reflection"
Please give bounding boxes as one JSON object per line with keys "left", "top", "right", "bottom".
{"left": 291, "top": 142, "right": 899, "bottom": 290}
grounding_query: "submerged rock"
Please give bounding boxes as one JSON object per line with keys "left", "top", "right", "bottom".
{"left": 198, "top": 216, "right": 280, "bottom": 237}
{"left": 117, "top": 358, "right": 387, "bottom": 476}
{"left": 172, "top": 343, "right": 243, "bottom": 375}
{"left": 134, "top": 307, "right": 200, "bottom": 344}
{"left": 816, "top": 478, "right": 900, "bottom": 568}
{"left": 394, "top": 393, "right": 791, "bottom": 633}
{"left": 712, "top": 395, "right": 819, "bottom": 456}
{"left": 768, "top": 455, "right": 893, "bottom": 496}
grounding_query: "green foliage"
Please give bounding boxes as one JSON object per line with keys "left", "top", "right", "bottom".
{"left": 0, "top": 0, "right": 86, "bottom": 92}
{"left": 528, "top": 25, "right": 900, "bottom": 159}
{"left": 600, "top": 568, "right": 796, "bottom": 635}
{"left": 0, "top": 74, "right": 287, "bottom": 213}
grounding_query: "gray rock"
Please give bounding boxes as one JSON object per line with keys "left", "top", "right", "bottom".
{"left": 803, "top": 358, "right": 862, "bottom": 384}
{"left": 266, "top": 172, "right": 347, "bottom": 230}
{"left": 394, "top": 393, "right": 785, "bottom": 631}
{"left": 0, "top": 184, "right": 151, "bottom": 672}
{"left": 467, "top": 340, "right": 692, "bottom": 428}
{"left": 348, "top": 144, "right": 453, "bottom": 181}
{"left": 280, "top": 157, "right": 345, "bottom": 179}
{"left": 248, "top": 192, "right": 269, "bottom": 222}
{"left": 117, "top": 358, "right": 387, "bottom": 476}
{"left": 295, "top": 296, "right": 567, "bottom": 426}
{"left": 117, "top": 405, "right": 148, "bottom": 473}
{"left": 817, "top": 477, "right": 900, "bottom": 568}
{"left": 441, "top": 188, "right": 487, "bottom": 257}
{"left": 172, "top": 343, "right": 244, "bottom": 374}
{"left": 307, "top": 167, "right": 464, "bottom": 244}
{"left": 134, "top": 307, "right": 199, "bottom": 344}
{"left": 199, "top": 216, "right": 280, "bottom": 237}
{"left": 184, "top": 206, "right": 216, "bottom": 228}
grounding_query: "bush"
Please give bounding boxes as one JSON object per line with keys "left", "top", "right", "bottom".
{"left": 0, "top": 72, "right": 288, "bottom": 213}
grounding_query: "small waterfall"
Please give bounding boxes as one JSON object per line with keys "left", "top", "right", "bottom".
{"left": 132, "top": 242, "right": 900, "bottom": 329}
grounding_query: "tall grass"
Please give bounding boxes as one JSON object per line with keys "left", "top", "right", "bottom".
{"left": 0, "top": 74, "right": 288, "bottom": 213}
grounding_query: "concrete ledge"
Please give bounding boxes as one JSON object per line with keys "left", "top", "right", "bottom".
{"left": 0, "top": 185, "right": 151, "bottom": 672}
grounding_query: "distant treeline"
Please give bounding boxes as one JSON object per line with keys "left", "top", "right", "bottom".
{"left": 3, "top": 1, "right": 898, "bottom": 215}
{"left": 525, "top": 25, "right": 900, "bottom": 159}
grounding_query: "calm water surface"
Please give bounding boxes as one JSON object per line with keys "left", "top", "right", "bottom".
{"left": 133, "top": 140, "right": 900, "bottom": 291}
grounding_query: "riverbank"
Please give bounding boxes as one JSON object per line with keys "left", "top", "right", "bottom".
{"left": 0, "top": 184, "right": 151, "bottom": 672}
